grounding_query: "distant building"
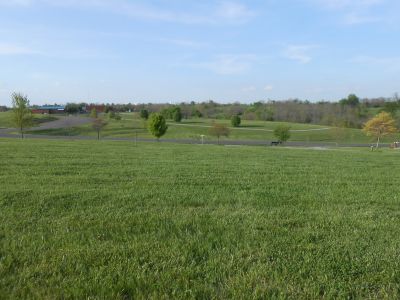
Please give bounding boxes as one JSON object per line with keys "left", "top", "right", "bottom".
{"left": 31, "top": 105, "right": 65, "bottom": 114}
{"left": 85, "top": 104, "right": 106, "bottom": 113}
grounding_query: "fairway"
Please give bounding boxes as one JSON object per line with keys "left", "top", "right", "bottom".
{"left": 1, "top": 140, "right": 400, "bottom": 298}
{"left": 13, "top": 112, "right": 390, "bottom": 145}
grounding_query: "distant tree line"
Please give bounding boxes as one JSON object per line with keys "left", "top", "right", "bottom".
{"left": 4, "top": 93, "right": 400, "bottom": 129}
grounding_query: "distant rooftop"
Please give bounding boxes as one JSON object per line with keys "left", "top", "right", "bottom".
{"left": 34, "top": 105, "right": 65, "bottom": 110}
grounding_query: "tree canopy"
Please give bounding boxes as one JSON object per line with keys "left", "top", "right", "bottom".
{"left": 208, "top": 123, "right": 230, "bottom": 144}
{"left": 231, "top": 115, "right": 241, "bottom": 127}
{"left": 12, "top": 93, "right": 33, "bottom": 138}
{"left": 273, "top": 125, "right": 291, "bottom": 143}
{"left": 92, "top": 118, "right": 108, "bottom": 140}
{"left": 363, "top": 112, "right": 397, "bottom": 148}
{"left": 148, "top": 113, "right": 168, "bottom": 139}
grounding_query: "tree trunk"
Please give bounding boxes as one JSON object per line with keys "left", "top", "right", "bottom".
{"left": 97, "top": 131, "right": 100, "bottom": 140}
{"left": 376, "top": 135, "right": 380, "bottom": 148}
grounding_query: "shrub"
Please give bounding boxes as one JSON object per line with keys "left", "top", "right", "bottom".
{"left": 273, "top": 125, "right": 291, "bottom": 143}
{"left": 231, "top": 115, "right": 241, "bottom": 127}
{"left": 90, "top": 108, "right": 98, "bottom": 118}
{"left": 148, "top": 113, "right": 168, "bottom": 139}
{"left": 140, "top": 109, "right": 149, "bottom": 120}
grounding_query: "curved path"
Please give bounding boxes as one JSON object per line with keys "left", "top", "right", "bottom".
{"left": 168, "top": 122, "right": 330, "bottom": 132}
{"left": 0, "top": 116, "right": 379, "bottom": 147}
{"left": 30, "top": 115, "right": 93, "bottom": 131}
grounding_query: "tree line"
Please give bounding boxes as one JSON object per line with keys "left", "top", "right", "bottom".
{"left": 7, "top": 92, "right": 400, "bottom": 146}
{"left": 57, "top": 94, "right": 400, "bottom": 129}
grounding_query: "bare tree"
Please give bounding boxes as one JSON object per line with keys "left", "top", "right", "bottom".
{"left": 92, "top": 118, "right": 108, "bottom": 140}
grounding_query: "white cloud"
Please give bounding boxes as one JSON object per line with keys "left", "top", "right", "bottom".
{"left": 264, "top": 85, "right": 273, "bottom": 91}
{"left": 351, "top": 55, "right": 400, "bottom": 69}
{"left": 158, "top": 38, "right": 208, "bottom": 48}
{"left": 0, "top": 0, "right": 256, "bottom": 24}
{"left": 283, "top": 45, "right": 317, "bottom": 64}
{"left": 191, "top": 54, "right": 257, "bottom": 75}
{"left": 310, "top": 0, "right": 384, "bottom": 10}
{"left": 0, "top": 43, "right": 38, "bottom": 55}
{"left": 0, "top": 0, "right": 32, "bottom": 6}
{"left": 308, "top": 0, "right": 385, "bottom": 25}
{"left": 343, "top": 13, "right": 381, "bottom": 24}
{"left": 241, "top": 86, "right": 256, "bottom": 92}
{"left": 215, "top": 1, "right": 256, "bottom": 22}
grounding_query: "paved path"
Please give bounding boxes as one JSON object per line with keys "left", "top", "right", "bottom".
{"left": 0, "top": 116, "right": 92, "bottom": 135}
{"left": 168, "top": 122, "right": 331, "bottom": 132}
{"left": 30, "top": 116, "right": 93, "bottom": 131}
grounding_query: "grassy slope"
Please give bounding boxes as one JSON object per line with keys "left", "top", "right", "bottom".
{"left": 0, "top": 112, "right": 57, "bottom": 128}
{"left": 27, "top": 113, "right": 398, "bottom": 144}
{"left": 1, "top": 139, "right": 400, "bottom": 298}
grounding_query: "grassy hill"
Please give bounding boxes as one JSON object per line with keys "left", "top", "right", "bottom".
{"left": 1, "top": 139, "right": 400, "bottom": 298}
{"left": 0, "top": 111, "right": 57, "bottom": 129}
{"left": 24, "top": 113, "right": 399, "bottom": 144}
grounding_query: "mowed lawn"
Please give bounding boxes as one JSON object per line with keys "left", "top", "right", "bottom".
{"left": 0, "top": 112, "right": 58, "bottom": 129}
{"left": 24, "top": 113, "right": 388, "bottom": 144}
{"left": 1, "top": 139, "right": 400, "bottom": 299}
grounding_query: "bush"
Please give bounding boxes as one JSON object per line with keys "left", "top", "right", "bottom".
{"left": 65, "top": 103, "right": 80, "bottom": 114}
{"left": 148, "top": 113, "right": 168, "bottom": 139}
{"left": 173, "top": 108, "right": 182, "bottom": 122}
{"left": 273, "top": 125, "right": 291, "bottom": 143}
{"left": 108, "top": 111, "right": 122, "bottom": 121}
{"left": 140, "top": 109, "right": 149, "bottom": 120}
{"left": 90, "top": 108, "right": 98, "bottom": 118}
{"left": 231, "top": 115, "right": 241, "bottom": 127}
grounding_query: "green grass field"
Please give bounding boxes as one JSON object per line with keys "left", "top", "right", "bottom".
{"left": 1, "top": 139, "right": 400, "bottom": 298}
{"left": 0, "top": 112, "right": 57, "bottom": 129}
{"left": 21, "top": 113, "right": 397, "bottom": 144}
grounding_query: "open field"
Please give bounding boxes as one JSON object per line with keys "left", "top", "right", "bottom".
{"left": 1, "top": 139, "right": 400, "bottom": 298}
{"left": 11, "top": 112, "right": 397, "bottom": 144}
{"left": 0, "top": 112, "right": 58, "bottom": 129}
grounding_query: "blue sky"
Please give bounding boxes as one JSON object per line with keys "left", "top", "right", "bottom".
{"left": 0, "top": 0, "right": 399, "bottom": 105}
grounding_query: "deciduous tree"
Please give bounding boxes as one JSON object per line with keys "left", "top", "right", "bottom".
{"left": 12, "top": 93, "right": 33, "bottom": 139}
{"left": 231, "top": 115, "right": 241, "bottom": 127}
{"left": 363, "top": 112, "right": 397, "bottom": 148}
{"left": 92, "top": 118, "right": 108, "bottom": 140}
{"left": 273, "top": 125, "right": 291, "bottom": 143}
{"left": 90, "top": 108, "right": 98, "bottom": 118}
{"left": 140, "top": 109, "right": 149, "bottom": 120}
{"left": 209, "top": 122, "right": 230, "bottom": 144}
{"left": 148, "top": 113, "right": 168, "bottom": 140}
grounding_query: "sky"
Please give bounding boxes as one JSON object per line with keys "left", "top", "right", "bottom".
{"left": 0, "top": 0, "right": 400, "bottom": 105}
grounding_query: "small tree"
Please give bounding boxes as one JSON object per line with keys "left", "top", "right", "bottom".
{"left": 273, "top": 125, "right": 291, "bottom": 143}
{"left": 108, "top": 111, "right": 122, "bottom": 120}
{"left": 140, "top": 109, "right": 149, "bottom": 120}
{"left": 363, "top": 112, "right": 397, "bottom": 148}
{"left": 92, "top": 118, "right": 107, "bottom": 140}
{"left": 209, "top": 123, "right": 230, "bottom": 144}
{"left": 12, "top": 93, "right": 33, "bottom": 138}
{"left": 231, "top": 115, "right": 241, "bottom": 127}
{"left": 65, "top": 103, "right": 80, "bottom": 115}
{"left": 148, "top": 113, "right": 168, "bottom": 140}
{"left": 90, "top": 108, "right": 98, "bottom": 118}
{"left": 339, "top": 94, "right": 360, "bottom": 107}
{"left": 173, "top": 107, "right": 182, "bottom": 122}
